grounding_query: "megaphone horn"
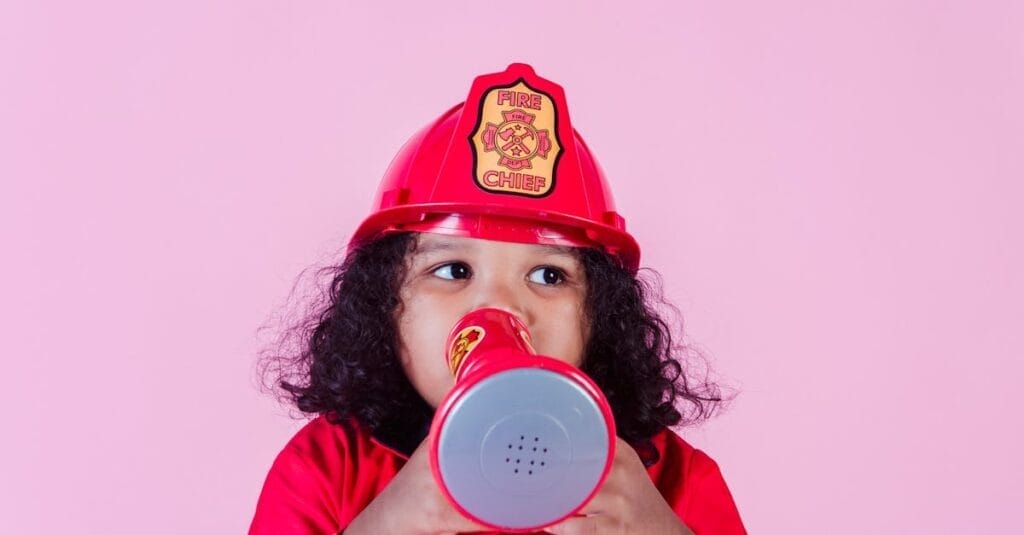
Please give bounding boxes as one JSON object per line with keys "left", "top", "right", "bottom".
{"left": 429, "top": 308, "right": 616, "bottom": 532}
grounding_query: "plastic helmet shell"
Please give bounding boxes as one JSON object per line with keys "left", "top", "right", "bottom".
{"left": 351, "top": 63, "right": 640, "bottom": 272}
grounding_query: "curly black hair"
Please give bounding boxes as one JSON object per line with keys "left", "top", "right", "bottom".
{"left": 259, "top": 232, "right": 723, "bottom": 457}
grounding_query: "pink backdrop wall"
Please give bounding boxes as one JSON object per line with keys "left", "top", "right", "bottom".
{"left": 3, "top": 1, "right": 1021, "bottom": 533}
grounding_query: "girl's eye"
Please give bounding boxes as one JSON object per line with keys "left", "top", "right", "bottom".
{"left": 432, "top": 262, "right": 471, "bottom": 280}
{"left": 528, "top": 266, "right": 566, "bottom": 286}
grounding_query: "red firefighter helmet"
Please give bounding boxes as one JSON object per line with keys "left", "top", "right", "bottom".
{"left": 351, "top": 63, "right": 640, "bottom": 272}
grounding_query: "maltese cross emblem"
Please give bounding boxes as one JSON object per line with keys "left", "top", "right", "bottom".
{"left": 480, "top": 110, "right": 553, "bottom": 171}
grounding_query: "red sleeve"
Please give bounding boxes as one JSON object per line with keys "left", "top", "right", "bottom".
{"left": 678, "top": 449, "right": 746, "bottom": 535}
{"left": 648, "top": 429, "right": 746, "bottom": 535}
{"left": 248, "top": 434, "right": 345, "bottom": 535}
{"left": 248, "top": 417, "right": 405, "bottom": 534}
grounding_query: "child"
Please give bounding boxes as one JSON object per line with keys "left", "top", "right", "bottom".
{"left": 251, "top": 64, "right": 745, "bottom": 534}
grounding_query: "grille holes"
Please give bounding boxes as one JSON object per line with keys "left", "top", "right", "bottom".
{"left": 505, "top": 432, "right": 551, "bottom": 476}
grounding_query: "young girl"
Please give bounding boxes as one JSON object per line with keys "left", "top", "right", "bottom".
{"left": 251, "top": 63, "right": 745, "bottom": 534}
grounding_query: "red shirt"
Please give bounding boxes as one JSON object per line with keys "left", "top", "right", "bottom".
{"left": 250, "top": 416, "right": 745, "bottom": 534}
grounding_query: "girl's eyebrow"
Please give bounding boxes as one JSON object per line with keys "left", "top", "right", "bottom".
{"left": 413, "top": 240, "right": 466, "bottom": 256}
{"left": 412, "top": 238, "right": 579, "bottom": 260}
{"left": 535, "top": 244, "right": 578, "bottom": 258}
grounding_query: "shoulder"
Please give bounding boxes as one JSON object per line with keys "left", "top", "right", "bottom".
{"left": 649, "top": 427, "right": 722, "bottom": 481}
{"left": 279, "top": 414, "right": 362, "bottom": 461}
{"left": 648, "top": 428, "right": 747, "bottom": 534}
{"left": 249, "top": 415, "right": 405, "bottom": 534}
{"left": 275, "top": 414, "right": 409, "bottom": 471}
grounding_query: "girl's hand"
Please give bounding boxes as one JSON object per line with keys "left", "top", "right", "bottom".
{"left": 545, "top": 437, "right": 694, "bottom": 535}
{"left": 344, "top": 437, "right": 486, "bottom": 535}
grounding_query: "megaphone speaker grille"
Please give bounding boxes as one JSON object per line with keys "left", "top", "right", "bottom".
{"left": 436, "top": 367, "right": 610, "bottom": 529}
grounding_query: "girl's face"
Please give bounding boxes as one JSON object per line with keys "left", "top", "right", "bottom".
{"left": 396, "top": 233, "right": 590, "bottom": 408}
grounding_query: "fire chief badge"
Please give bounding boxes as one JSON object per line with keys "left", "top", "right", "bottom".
{"left": 471, "top": 81, "right": 562, "bottom": 197}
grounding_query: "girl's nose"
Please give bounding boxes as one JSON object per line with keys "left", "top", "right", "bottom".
{"left": 469, "top": 276, "right": 531, "bottom": 328}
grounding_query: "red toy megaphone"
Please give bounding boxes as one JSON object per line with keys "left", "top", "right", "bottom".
{"left": 428, "top": 308, "right": 616, "bottom": 532}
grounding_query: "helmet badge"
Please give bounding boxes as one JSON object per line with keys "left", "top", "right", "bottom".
{"left": 471, "top": 80, "right": 562, "bottom": 197}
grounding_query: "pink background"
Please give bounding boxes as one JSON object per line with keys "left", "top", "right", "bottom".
{"left": 2, "top": 1, "right": 1021, "bottom": 533}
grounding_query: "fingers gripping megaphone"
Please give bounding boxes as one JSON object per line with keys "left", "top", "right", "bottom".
{"left": 428, "top": 308, "right": 616, "bottom": 532}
